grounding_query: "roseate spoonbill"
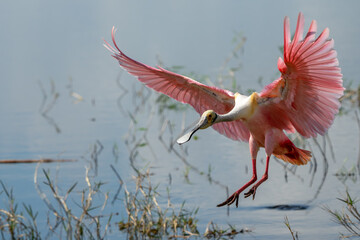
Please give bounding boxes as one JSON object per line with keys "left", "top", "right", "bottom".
{"left": 105, "top": 12, "right": 344, "bottom": 207}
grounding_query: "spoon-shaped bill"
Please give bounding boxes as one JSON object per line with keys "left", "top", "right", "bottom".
{"left": 176, "top": 115, "right": 208, "bottom": 145}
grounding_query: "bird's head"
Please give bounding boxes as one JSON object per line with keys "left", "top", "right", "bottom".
{"left": 176, "top": 110, "right": 217, "bottom": 145}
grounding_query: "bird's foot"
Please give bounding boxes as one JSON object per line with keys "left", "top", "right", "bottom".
{"left": 217, "top": 191, "right": 241, "bottom": 207}
{"left": 244, "top": 186, "right": 257, "bottom": 200}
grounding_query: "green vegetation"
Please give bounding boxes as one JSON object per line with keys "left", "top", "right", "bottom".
{"left": 325, "top": 191, "right": 360, "bottom": 238}
{"left": 118, "top": 169, "right": 200, "bottom": 239}
{"left": 0, "top": 165, "right": 250, "bottom": 239}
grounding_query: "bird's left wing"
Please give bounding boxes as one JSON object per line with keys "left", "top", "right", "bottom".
{"left": 105, "top": 27, "right": 250, "bottom": 142}
{"left": 259, "top": 13, "right": 344, "bottom": 138}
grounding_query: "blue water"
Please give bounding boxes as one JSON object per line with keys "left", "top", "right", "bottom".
{"left": 1, "top": 1, "right": 360, "bottom": 239}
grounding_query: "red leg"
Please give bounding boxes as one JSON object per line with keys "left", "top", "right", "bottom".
{"left": 217, "top": 135, "right": 260, "bottom": 207}
{"left": 217, "top": 158, "right": 257, "bottom": 207}
{"left": 244, "top": 129, "right": 276, "bottom": 199}
{"left": 244, "top": 155, "right": 270, "bottom": 199}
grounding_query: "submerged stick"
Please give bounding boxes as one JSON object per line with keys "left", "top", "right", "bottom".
{"left": 0, "top": 159, "right": 77, "bottom": 164}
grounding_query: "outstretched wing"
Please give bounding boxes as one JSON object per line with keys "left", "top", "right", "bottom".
{"left": 105, "top": 27, "right": 250, "bottom": 141}
{"left": 260, "top": 12, "right": 344, "bottom": 137}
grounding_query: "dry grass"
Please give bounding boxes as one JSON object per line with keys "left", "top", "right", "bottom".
{"left": 284, "top": 216, "right": 299, "bottom": 240}
{"left": 325, "top": 191, "right": 360, "bottom": 239}
{"left": 0, "top": 164, "right": 250, "bottom": 239}
{"left": 118, "top": 169, "right": 199, "bottom": 239}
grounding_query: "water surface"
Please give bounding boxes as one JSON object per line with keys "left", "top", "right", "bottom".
{"left": 1, "top": 1, "right": 360, "bottom": 239}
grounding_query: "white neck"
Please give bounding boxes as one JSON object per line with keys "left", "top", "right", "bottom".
{"left": 214, "top": 92, "right": 258, "bottom": 123}
{"left": 215, "top": 112, "right": 237, "bottom": 122}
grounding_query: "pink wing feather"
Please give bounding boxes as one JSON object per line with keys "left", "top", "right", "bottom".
{"left": 105, "top": 27, "right": 250, "bottom": 141}
{"left": 260, "top": 13, "right": 344, "bottom": 138}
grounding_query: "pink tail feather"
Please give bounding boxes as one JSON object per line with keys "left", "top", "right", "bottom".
{"left": 274, "top": 147, "right": 311, "bottom": 165}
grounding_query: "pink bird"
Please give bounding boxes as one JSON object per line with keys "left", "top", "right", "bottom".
{"left": 105, "top": 13, "right": 344, "bottom": 207}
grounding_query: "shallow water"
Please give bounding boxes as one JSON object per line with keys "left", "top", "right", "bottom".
{"left": 1, "top": 1, "right": 360, "bottom": 239}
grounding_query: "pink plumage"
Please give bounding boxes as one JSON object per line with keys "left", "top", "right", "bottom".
{"left": 261, "top": 12, "right": 344, "bottom": 138}
{"left": 105, "top": 12, "right": 344, "bottom": 207}
{"left": 104, "top": 27, "right": 250, "bottom": 142}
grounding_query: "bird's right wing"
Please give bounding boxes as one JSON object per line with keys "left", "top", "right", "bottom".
{"left": 105, "top": 28, "right": 250, "bottom": 142}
